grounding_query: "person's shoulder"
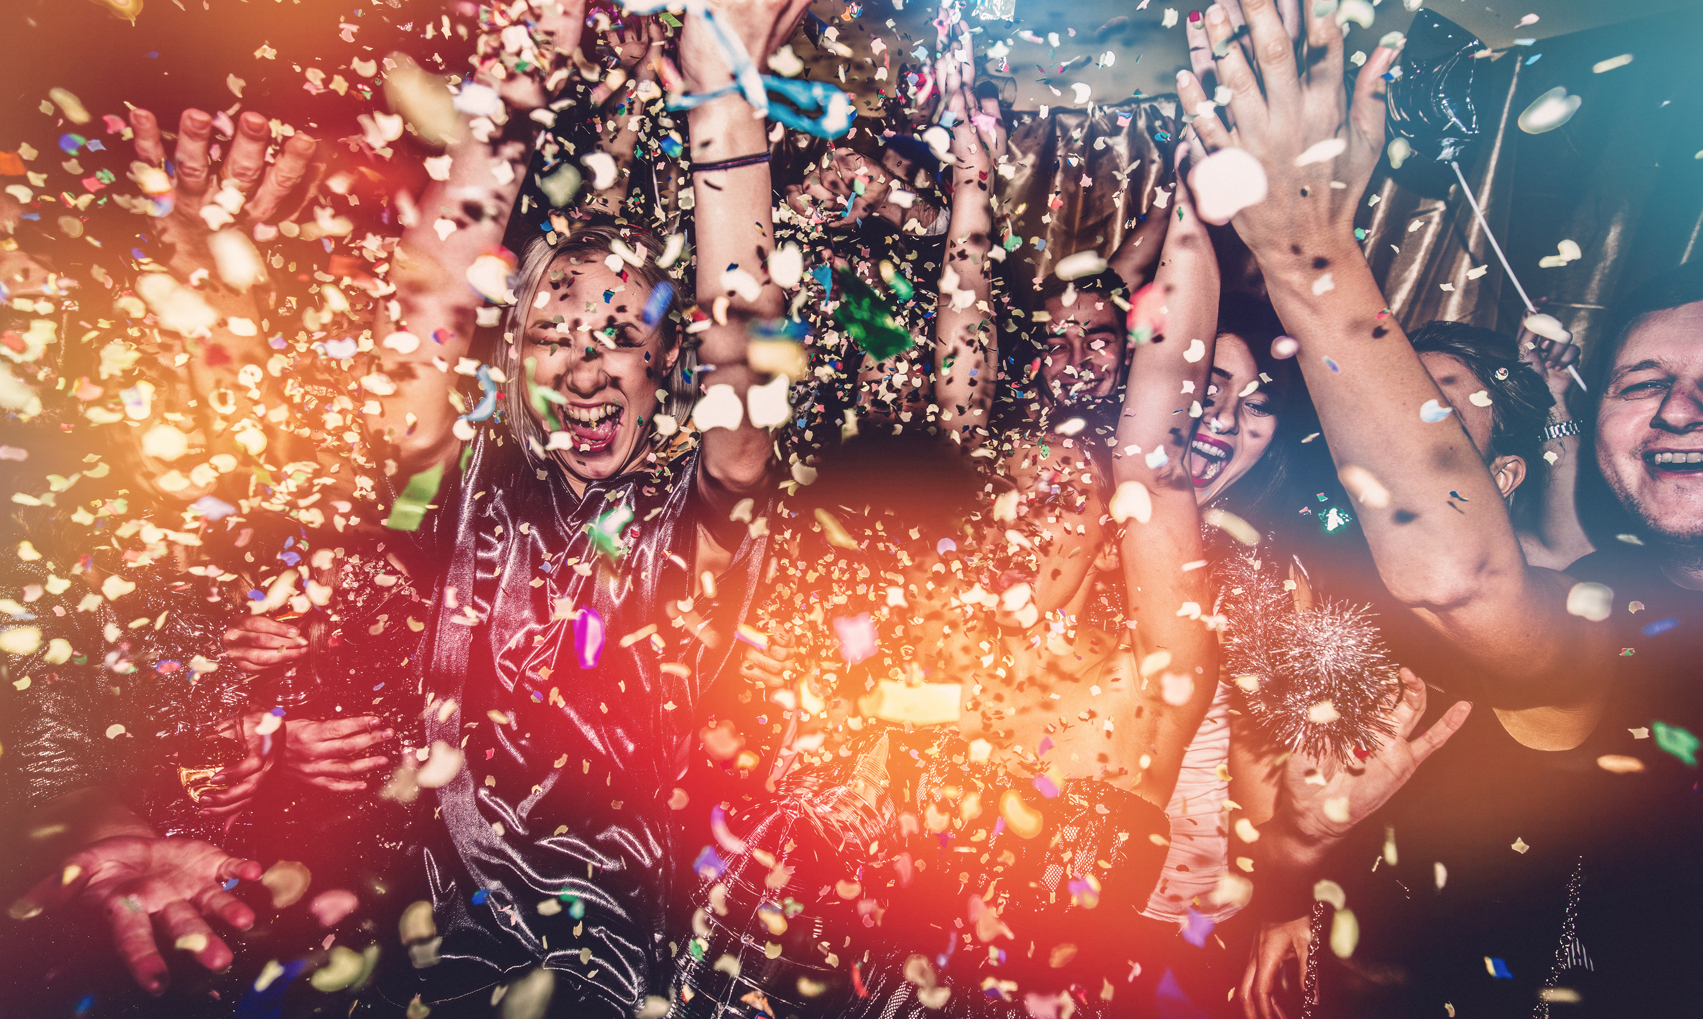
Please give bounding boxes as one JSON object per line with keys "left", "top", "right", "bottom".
{"left": 1565, "top": 545, "right": 1657, "bottom": 587}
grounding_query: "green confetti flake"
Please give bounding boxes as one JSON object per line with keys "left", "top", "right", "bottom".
{"left": 1653, "top": 720, "right": 1699, "bottom": 766}
{"left": 383, "top": 462, "right": 445, "bottom": 532}
{"left": 832, "top": 268, "right": 913, "bottom": 361}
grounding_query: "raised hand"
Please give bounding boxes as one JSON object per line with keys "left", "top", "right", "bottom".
{"left": 1277, "top": 668, "right": 1470, "bottom": 845}
{"left": 1174, "top": 0, "right": 1400, "bottom": 243}
{"left": 938, "top": 20, "right": 1006, "bottom": 176}
{"left": 9, "top": 837, "right": 263, "bottom": 994}
{"left": 1519, "top": 318, "right": 1582, "bottom": 404}
{"left": 677, "top": 0, "right": 815, "bottom": 92}
{"left": 127, "top": 108, "right": 319, "bottom": 283}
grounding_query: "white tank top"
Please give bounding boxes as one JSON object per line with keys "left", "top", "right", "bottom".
{"left": 1142, "top": 679, "right": 1240, "bottom": 923}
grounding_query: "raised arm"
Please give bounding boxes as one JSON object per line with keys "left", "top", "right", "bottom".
{"left": 1518, "top": 328, "right": 1594, "bottom": 569}
{"left": 364, "top": 4, "right": 583, "bottom": 479}
{"left": 679, "top": 0, "right": 811, "bottom": 504}
{"left": 931, "top": 23, "right": 1006, "bottom": 449}
{"left": 1110, "top": 159, "right": 1221, "bottom": 800}
{"left": 1175, "top": 0, "right": 1596, "bottom": 697}
{"left": 582, "top": 17, "right": 668, "bottom": 218}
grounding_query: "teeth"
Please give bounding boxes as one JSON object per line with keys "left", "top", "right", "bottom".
{"left": 1652, "top": 452, "right": 1703, "bottom": 464}
{"left": 1191, "top": 439, "right": 1228, "bottom": 461}
{"left": 564, "top": 404, "right": 619, "bottom": 424}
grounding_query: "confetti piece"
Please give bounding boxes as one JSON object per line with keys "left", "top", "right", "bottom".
{"left": 747, "top": 373, "right": 792, "bottom": 428}
{"left": 998, "top": 789, "right": 1043, "bottom": 839}
{"left": 1592, "top": 53, "right": 1633, "bottom": 74}
{"left": 383, "top": 58, "right": 460, "bottom": 146}
{"left": 47, "top": 88, "right": 91, "bottom": 125}
{"left": 88, "top": 0, "right": 144, "bottom": 22}
{"left": 1538, "top": 240, "right": 1582, "bottom": 269}
{"left": 260, "top": 861, "right": 312, "bottom": 909}
{"left": 815, "top": 508, "right": 859, "bottom": 549}
{"left": 308, "top": 946, "right": 367, "bottom": 993}
{"left": 1271, "top": 336, "right": 1299, "bottom": 359}
{"left": 832, "top": 612, "right": 878, "bottom": 664}
{"left": 538, "top": 164, "right": 581, "bottom": 208}
{"left": 768, "top": 244, "right": 803, "bottom": 289}
{"left": 1596, "top": 754, "right": 1644, "bottom": 774}
{"left": 383, "top": 463, "right": 444, "bottom": 532}
{"left": 1110, "top": 481, "right": 1152, "bottom": 524}
{"left": 416, "top": 741, "right": 463, "bottom": 788}
{"left": 575, "top": 607, "right": 606, "bottom": 669}
{"left": 1330, "top": 909, "right": 1358, "bottom": 958}
{"left": 1522, "top": 312, "right": 1570, "bottom": 342}
{"left": 832, "top": 269, "right": 912, "bottom": 360}
{"left": 1467, "top": 390, "right": 1493, "bottom": 408}
{"left": 692, "top": 384, "right": 744, "bottom": 432}
{"left": 140, "top": 424, "right": 189, "bottom": 461}
{"left": 1518, "top": 87, "right": 1581, "bottom": 135}
{"left": 1565, "top": 581, "right": 1612, "bottom": 622}
{"left": 1294, "top": 138, "right": 1347, "bottom": 166}
{"left": 1337, "top": 464, "right": 1391, "bottom": 509}
{"left": 0, "top": 625, "right": 41, "bottom": 656}
{"left": 1419, "top": 399, "right": 1453, "bottom": 423}
{"left": 1183, "top": 338, "right": 1207, "bottom": 363}
{"left": 1190, "top": 147, "right": 1268, "bottom": 223}
{"left": 1653, "top": 721, "right": 1699, "bottom": 766}
{"left": 582, "top": 151, "right": 617, "bottom": 191}
{"left": 309, "top": 889, "right": 359, "bottom": 928}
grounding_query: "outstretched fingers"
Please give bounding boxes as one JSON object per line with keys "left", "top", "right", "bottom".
{"left": 105, "top": 891, "right": 170, "bottom": 993}
{"left": 130, "top": 109, "right": 167, "bottom": 166}
{"left": 1349, "top": 44, "right": 1398, "bottom": 148}
{"left": 172, "top": 109, "right": 215, "bottom": 200}
{"left": 158, "top": 898, "right": 233, "bottom": 972}
{"left": 246, "top": 130, "right": 318, "bottom": 222}
{"left": 1235, "top": 0, "right": 1301, "bottom": 104}
{"left": 1411, "top": 699, "right": 1473, "bottom": 766}
{"left": 1176, "top": 70, "right": 1233, "bottom": 154}
{"left": 1202, "top": 5, "right": 1267, "bottom": 133}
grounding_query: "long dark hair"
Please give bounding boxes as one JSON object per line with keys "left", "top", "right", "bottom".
{"left": 1208, "top": 296, "right": 1321, "bottom": 529}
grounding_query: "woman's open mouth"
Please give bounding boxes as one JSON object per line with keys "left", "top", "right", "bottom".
{"left": 564, "top": 403, "right": 623, "bottom": 454}
{"left": 1189, "top": 435, "right": 1232, "bottom": 487}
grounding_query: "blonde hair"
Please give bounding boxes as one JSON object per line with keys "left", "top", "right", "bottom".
{"left": 493, "top": 226, "right": 695, "bottom": 465}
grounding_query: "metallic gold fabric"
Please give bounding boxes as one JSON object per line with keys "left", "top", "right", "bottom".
{"left": 1000, "top": 97, "right": 1177, "bottom": 292}
{"left": 1360, "top": 55, "right": 1524, "bottom": 331}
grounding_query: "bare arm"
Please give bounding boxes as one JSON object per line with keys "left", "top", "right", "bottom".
{"left": 680, "top": 0, "right": 812, "bottom": 504}
{"left": 1519, "top": 331, "right": 1594, "bottom": 569}
{"left": 1178, "top": 0, "right": 1594, "bottom": 693}
{"left": 583, "top": 18, "right": 668, "bottom": 218}
{"left": 931, "top": 25, "right": 1006, "bottom": 449}
{"left": 365, "top": 5, "right": 583, "bottom": 478}
{"left": 1110, "top": 164, "right": 1221, "bottom": 805}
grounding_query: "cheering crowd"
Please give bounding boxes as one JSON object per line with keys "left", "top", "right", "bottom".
{"left": 2, "top": 0, "right": 1701, "bottom": 1016}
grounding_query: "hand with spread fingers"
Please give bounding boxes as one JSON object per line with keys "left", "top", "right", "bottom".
{"left": 9, "top": 836, "right": 263, "bottom": 995}
{"left": 1276, "top": 668, "right": 1470, "bottom": 846}
{"left": 126, "top": 108, "right": 320, "bottom": 284}
{"left": 1174, "top": 0, "right": 1399, "bottom": 250}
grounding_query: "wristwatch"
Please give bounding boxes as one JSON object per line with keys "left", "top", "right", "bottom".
{"left": 1542, "top": 419, "right": 1581, "bottom": 441}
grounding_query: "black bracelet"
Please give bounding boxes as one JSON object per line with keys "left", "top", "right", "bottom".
{"left": 692, "top": 152, "right": 770, "bottom": 174}
{"left": 1542, "top": 419, "right": 1581, "bottom": 442}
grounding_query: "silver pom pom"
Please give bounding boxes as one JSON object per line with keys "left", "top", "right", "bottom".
{"left": 1214, "top": 550, "right": 1402, "bottom": 760}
